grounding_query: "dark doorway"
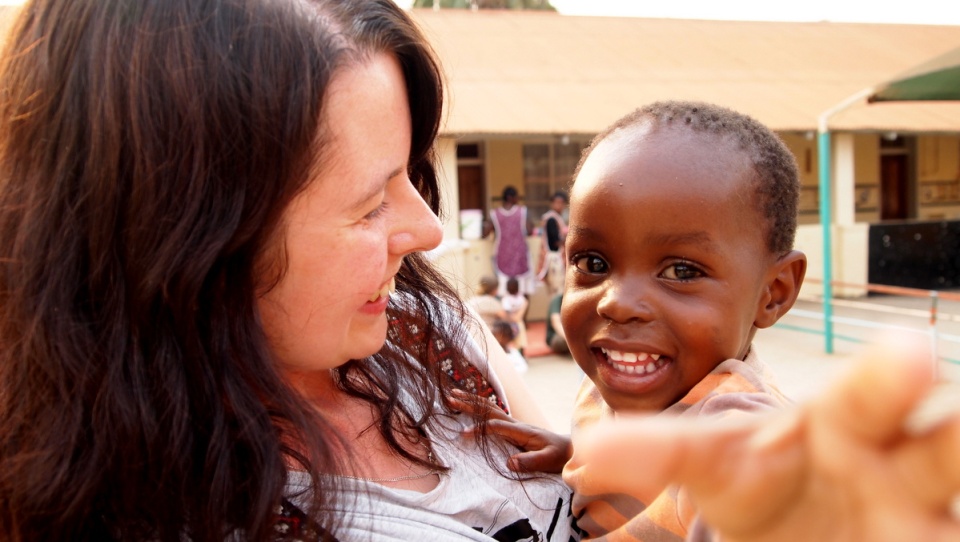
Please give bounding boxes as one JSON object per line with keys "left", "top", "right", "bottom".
{"left": 880, "top": 154, "right": 908, "bottom": 220}
{"left": 457, "top": 164, "right": 485, "bottom": 213}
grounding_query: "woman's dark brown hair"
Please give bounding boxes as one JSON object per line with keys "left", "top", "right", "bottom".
{"left": 0, "top": 0, "right": 472, "bottom": 539}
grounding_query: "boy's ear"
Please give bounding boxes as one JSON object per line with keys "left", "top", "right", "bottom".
{"left": 754, "top": 250, "right": 807, "bottom": 329}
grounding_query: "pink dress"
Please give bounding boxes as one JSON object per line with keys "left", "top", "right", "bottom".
{"left": 490, "top": 205, "right": 529, "bottom": 278}
{"left": 489, "top": 205, "right": 534, "bottom": 294}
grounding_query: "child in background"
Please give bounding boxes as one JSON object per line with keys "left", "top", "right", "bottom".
{"left": 500, "top": 277, "right": 529, "bottom": 356}
{"left": 559, "top": 100, "right": 807, "bottom": 540}
{"left": 467, "top": 275, "right": 506, "bottom": 329}
{"left": 491, "top": 319, "right": 529, "bottom": 375}
{"left": 537, "top": 190, "right": 569, "bottom": 296}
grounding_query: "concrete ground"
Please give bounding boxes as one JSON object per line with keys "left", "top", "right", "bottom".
{"left": 521, "top": 293, "right": 960, "bottom": 433}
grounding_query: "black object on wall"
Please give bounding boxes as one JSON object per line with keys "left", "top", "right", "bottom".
{"left": 868, "top": 220, "right": 960, "bottom": 290}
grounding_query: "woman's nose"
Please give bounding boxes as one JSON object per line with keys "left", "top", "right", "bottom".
{"left": 388, "top": 178, "right": 443, "bottom": 256}
{"left": 596, "top": 277, "right": 655, "bottom": 324}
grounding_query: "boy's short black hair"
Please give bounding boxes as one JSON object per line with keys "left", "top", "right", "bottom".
{"left": 502, "top": 185, "right": 519, "bottom": 201}
{"left": 551, "top": 190, "right": 569, "bottom": 203}
{"left": 574, "top": 101, "right": 800, "bottom": 255}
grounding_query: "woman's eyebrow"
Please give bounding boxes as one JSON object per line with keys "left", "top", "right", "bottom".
{"left": 348, "top": 165, "right": 405, "bottom": 212}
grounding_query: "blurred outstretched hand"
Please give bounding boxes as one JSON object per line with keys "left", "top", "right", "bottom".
{"left": 571, "top": 333, "right": 960, "bottom": 542}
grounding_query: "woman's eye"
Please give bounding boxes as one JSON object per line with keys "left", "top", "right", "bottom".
{"left": 662, "top": 262, "right": 703, "bottom": 281}
{"left": 364, "top": 201, "right": 389, "bottom": 220}
{"left": 572, "top": 254, "right": 608, "bottom": 274}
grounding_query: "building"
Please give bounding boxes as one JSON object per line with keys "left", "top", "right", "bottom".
{"left": 0, "top": 5, "right": 955, "bottom": 309}
{"left": 409, "top": 9, "right": 960, "bottom": 308}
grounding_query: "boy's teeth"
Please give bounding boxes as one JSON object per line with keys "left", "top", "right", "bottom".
{"left": 601, "top": 347, "right": 655, "bottom": 364}
{"left": 601, "top": 347, "right": 667, "bottom": 375}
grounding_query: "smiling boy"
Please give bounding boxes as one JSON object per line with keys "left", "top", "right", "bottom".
{"left": 560, "top": 101, "right": 807, "bottom": 540}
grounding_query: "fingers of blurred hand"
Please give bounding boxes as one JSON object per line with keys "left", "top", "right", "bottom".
{"left": 812, "top": 332, "right": 934, "bottom": 445}
{"left": 895, "top": 414, "right": 960, "bottom": 509}
{"left": 570, "top": 415, "right": 763, "bottom": 497}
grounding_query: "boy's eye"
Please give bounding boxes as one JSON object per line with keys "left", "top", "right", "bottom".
{"left": 572, "top": 254, "right": 608, "bottom": 275}
{"left": 661, "top": 261, "right": 703, "bottom": 281}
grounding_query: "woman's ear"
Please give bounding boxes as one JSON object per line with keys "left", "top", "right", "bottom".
{"left": 754, "top": 250, "right": 807, "bottom": 329}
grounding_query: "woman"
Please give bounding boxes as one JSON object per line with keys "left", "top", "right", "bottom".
{"left": 0, "top": 1, "right": 571, "bottom": 540}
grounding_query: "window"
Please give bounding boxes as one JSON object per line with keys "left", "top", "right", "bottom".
{"left": 522, "top": 139, "right": 587, "bottom": 219}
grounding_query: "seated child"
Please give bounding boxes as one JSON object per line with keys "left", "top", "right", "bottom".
{"left": 467, "top": 275, "right": 506, "bottom": 329}
{"left": 491, "top": 318, "right": 529, "bottom": 375}
{"left": 501, "top": 277, "right": 529, "bottom": 356}
{"left": 559, "top": 100, "right": 807, "bottom": 540}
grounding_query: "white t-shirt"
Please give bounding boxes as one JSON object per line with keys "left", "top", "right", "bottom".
{"left": 286, "top": 297, "right": 580, "bottom": 540}
{"left": 288, "top": 417, "right": 578, "bottom": 541}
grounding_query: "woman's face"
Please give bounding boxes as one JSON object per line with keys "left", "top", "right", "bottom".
{"left": 257, "top": 52, "right": 443, "bottom": 378}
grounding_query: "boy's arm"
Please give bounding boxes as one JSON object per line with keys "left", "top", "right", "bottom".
{"left": 452, "top": 389, "right": 572, "bottom": 474}
{"left": 569, "top": 334, "right": 960, "bottom": 542}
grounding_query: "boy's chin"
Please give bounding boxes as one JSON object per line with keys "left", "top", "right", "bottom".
{"left": 595, "top": 385, "right": 673, "bottom": 414}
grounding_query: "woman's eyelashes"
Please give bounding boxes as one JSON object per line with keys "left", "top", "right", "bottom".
{"left": 363, "top": 201, "right": 390, "bottom": 221}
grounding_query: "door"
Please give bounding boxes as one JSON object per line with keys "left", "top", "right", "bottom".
{"left": 458, "top": 164, "right": 485, "bottom": 213}
{"left": 880, "top": 154, "right": 908, "bottom": 220}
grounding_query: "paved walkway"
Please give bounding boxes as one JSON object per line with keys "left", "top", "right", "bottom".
{"left": 521, "top": 294, "right": 960, "bottom": 433}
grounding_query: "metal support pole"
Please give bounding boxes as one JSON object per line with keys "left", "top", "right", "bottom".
{"left": 930, "top": 290, "right": 940, "bottom": 378}
{"left": 817, "top": 129, "right": 834, "bottom": 353}
{"left": 816, "top": 87, "right": 873, "bottom": 355}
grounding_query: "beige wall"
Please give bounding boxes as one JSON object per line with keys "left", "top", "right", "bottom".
{"left": 780, "top": 132, "right": 821, "bottom": 227}
{"left": 917, "top": 135, "right": 960, "bottom": 220}
{"left": 485, "top": 139, "right": 524, "bottom": 209}
{"left": 853, "top": 133, "right": 881, "bottom": 223}
{"left": 795, "top": 223, "right": 869, "bottom": 299}
{"left": 435, "top": 137, "right": 460, "bottom": 240}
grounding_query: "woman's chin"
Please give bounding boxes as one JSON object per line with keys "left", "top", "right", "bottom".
{"left": 351, "top": 320, "right": 390, "bottom": 360}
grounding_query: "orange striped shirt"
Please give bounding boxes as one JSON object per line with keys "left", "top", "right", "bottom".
{"left": 563, "top": 347, "right": 791, "bottom": 541}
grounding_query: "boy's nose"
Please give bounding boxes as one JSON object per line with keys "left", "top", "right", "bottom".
{"left": 596, "top": 279, "right": 655, "bottom": 324}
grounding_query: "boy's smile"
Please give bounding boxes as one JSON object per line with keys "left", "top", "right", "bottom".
{"left": 562, "top": 123, "right": 786, "bottom": 413}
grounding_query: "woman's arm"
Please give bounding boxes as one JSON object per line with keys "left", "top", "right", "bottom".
{"left": 461, "top": 302, "right": 551, "bottom": 429}
{"left": 479, "top": 320, "right": 551, "bottom": 429}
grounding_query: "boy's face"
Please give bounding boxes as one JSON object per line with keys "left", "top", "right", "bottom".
{"left": 563, "top": 124, "right": 782, "bottom": 413}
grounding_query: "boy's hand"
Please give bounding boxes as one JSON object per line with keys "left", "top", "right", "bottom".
{"left": 571, "top": 334, "right": 960, "bottom": 542}
{"left": 450, "top": 390, "right": 572, "bottom": 474}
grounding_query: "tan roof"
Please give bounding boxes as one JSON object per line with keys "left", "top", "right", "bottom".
{"left": 410, "top": 10, "right": 960, "bottom": 135}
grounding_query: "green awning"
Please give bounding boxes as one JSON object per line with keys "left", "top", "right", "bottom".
{"left": 868, "top": 45, "right": 960, "bottom": 102}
